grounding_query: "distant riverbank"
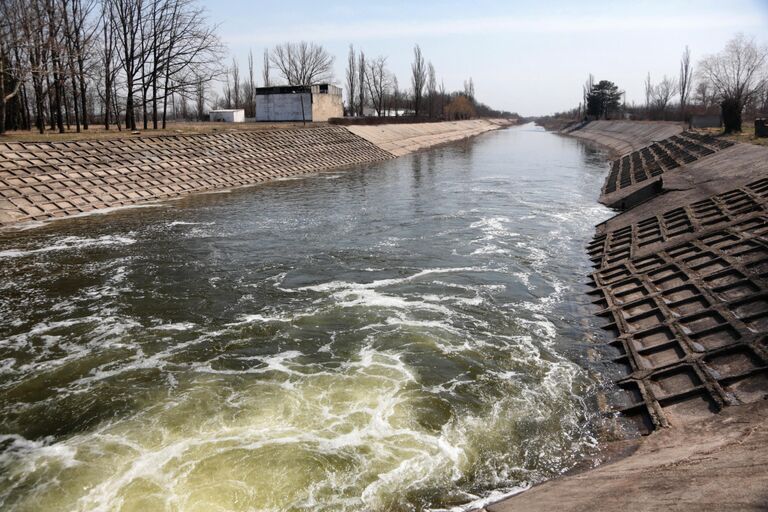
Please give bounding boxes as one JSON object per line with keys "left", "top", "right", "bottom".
{"left": 0, "top": 119, "right": 511, "bottom": 229}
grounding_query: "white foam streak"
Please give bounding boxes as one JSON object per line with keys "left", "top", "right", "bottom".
{"left": 0, "top": 235, "right": 136, "bottom": 258}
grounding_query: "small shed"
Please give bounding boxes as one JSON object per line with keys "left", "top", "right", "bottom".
{"left": 209, "top": 109, "right": 245, "bottom": 123}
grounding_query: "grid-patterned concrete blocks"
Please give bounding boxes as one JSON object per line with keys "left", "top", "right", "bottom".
{"left": 586, "top": 137, "right": 768, "bottom": 434}
{"left": 0, "top": 126, "right": 394, "bottom": 227}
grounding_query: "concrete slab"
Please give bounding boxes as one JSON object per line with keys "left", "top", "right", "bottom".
{"left": 487, "top": 401, "right": 768, "bottom": 512}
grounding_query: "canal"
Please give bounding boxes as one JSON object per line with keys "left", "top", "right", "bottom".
{"left": 0, "top": 124, "right": 614, "bottom": 511}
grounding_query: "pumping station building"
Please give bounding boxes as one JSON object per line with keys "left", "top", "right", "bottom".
{"left": 255, "top": 84, "right": 343, "bottom": 122}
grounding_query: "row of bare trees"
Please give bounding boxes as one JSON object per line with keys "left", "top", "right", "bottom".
{"left": 643, "top": 35, "right": 767, "bottom": 131}
{"left": 220, "top": 42, "right": 334, "bottom": 116}
{"left": 0, "top": 0, "right": 224, "bottom": 134}
{"left": 216, "top": 41, "right": 507, "bottom": 121}
{"left": 341, "top": 44, "right": 491, "bottom": 119}
{"left": 568, "top": 35, "right": 767, "bottom": 132}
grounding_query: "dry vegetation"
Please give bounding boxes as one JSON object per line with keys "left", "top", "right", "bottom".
{"left": 694, "top": 124, "right": 768, "bottom": 147}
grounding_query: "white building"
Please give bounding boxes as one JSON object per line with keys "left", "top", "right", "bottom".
{"left": 209, "top": 109, "right": 245, "bottom": 123}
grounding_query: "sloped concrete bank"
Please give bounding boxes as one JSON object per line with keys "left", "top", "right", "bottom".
{"left": 347, "top": 119, "right": 509, "bottom": 156}
{"left": 0, "top": 119, "right": 510, "bottom": 229}
{"left": 567, "top": 120, "right": 684, "bottom": 155}
{"left": 487, "top": 121, "right": 768, "bottom": 511}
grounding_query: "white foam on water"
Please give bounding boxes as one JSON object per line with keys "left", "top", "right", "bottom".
{"left": 152, "top": 322, "right": 196, "bottom": 331}
{"left": 167, "top": 221, "right": 216, "bottom": 227}
{"left": 429, "top": 485, "right": 531, "bottom": 512}
{"left": 0, "top": 235, "right": 136, "bottom": 258}
{"left": 470, "top": 244, "right": 510, "bottom": 256}
{"left": 0, "top": 434, "right": 81, "bottom": 471}
{"left": 294, "top": 267, "right": 487, "bottom": 293}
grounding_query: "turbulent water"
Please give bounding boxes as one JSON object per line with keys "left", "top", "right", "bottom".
{"left": 0, "top": 124, "right": 613, "bottom": 511}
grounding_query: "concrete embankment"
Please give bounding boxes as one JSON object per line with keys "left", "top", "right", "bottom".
{"left": 0, "top": 119, "right": 509, "bottom": 228}
{"left": 568, "top": 120, "right": 683, "bottom": 155}
{"left": 347, "top": 119, "right": 508, "bottom": 156}
{"left": 491, "top": 120, "right": 768, "bottom": 511}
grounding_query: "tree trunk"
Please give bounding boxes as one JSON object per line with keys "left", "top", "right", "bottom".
{"left": 32, "top": 77, "right": 44, "bottom": 134}
{"left": 45, "top": 74, "right": 56, "bottom": 131}
{"left": 63, "top": 83, "right": 72, "bottom": 129}
{"left": 142, "top": 86, "right": 148, "bottom": 129}
{"left": 721, "top": 98, "right": 742, "bottom": 133}
{"left": 21, "top": 83, "right": 31, "bottom": 130}
{"left": 125, "top": 77, "right": 135, "bottom": 130}
{"left": 0, "top": 53, "right": 6, "bottom": 134}
{"left": 152, "top": 75, "right": 158, "bottom": 129}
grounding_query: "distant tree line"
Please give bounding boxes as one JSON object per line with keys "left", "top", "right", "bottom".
{"left": 219, "top": 42, "right": 515, "bottom": 121}
{"left": 560, "top": 34, "right": 768, "bottom": 133}
{"left": 339, "top": 43, "right": 513, "bottom": 120}
{"left": 1, "top": 1, "right": 514, "bottom": 135}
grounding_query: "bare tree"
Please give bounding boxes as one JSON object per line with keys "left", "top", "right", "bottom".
{"left": 195, "top": 73, "right": 205, "bottom": 120}
{"left": 652, "top": 75, "right": 677, "bottom": 118}
{"left": 262, "top": 47, "right": 270, "bottom": 86}
{"left": 0, "top": 0, "right": 27, "bottom": 134}
{"left": 223, "top": 71, "right": 231, "bottom": 108}
{"left": 439, "top": 79, "right": 446, "bottom": 118}
{"left": 644, "top": 72, "right": 652, "bottom": 117}
{"left": 110, "top": 0, "right": 143, "bottom": 130}
{"left": 427, "top": 61, "right": 436, "bottom": 118}
{"left": 695, "top": 80, "right": 711, "bottom": 109}
{"left": 101, "top": 0, "right": 119, "bottom": 130}
{"left": 269, "top": 41, "right": 334, "bottom": 86}
{"left": 679, "top": 45, "right": 693, "bottom": 119}
{"left": 345, "top": 44, "right": 356, "bottom": 115}
{"left": 62, "top": 0, "right": 96, "bottom": 130}
{"left": 357, "top": 50, "right": 365, "bottom": 116}
{"left": 1, "top": 0, "right": 224, "bottom": 135}
{"left": 391, "top": 75, "right": 400, "bottom": 116}
{"left": 411, "top": 44, "right": 426, "bottom": 117}
{"left": 463, "top": 77, "right": 475, "bottom": 100}
{"left": 245, "top": 49, "right": 255, "bottom": 117}
{"left": 45, "top": 0, "right": 66, "bottom": 133}
{"left": 158, "top": 0, "right": 224, "bottom": 128}
{"left": 230, "top": 57, "right": 240, "bottom": 108}
{"left": 365, "top": 55, "right": 391, "bottom": 117}
{"left": 698, "top": 33, "right": 768, "bottom": 132}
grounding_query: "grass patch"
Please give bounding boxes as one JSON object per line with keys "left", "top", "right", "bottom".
{"left": 696, "top": 123, "right": 768, "bottom": 147}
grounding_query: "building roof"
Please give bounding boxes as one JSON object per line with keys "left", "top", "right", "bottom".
{"left": 255, "top": 84, "right": 341, "bottom": 96}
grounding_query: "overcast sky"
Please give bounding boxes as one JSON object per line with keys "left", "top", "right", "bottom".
{"left": 201, "top": 0, "right": 768, "bottom": 116}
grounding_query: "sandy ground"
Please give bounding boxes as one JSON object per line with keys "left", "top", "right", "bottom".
{"left": 485, "top": 400, "right": 768, "bottom": 512}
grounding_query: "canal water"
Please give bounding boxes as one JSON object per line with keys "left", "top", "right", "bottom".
{"left": 0, "top": 124, "right": 614, "bottom": 511}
